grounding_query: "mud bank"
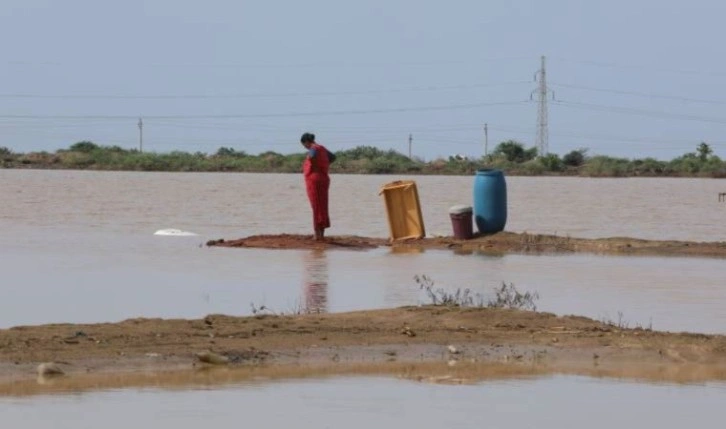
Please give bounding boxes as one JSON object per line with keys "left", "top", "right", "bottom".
{"left": 2, "top": 306, "right": 726, "bottom": 395}
{"left": 206, "top": 232, "right": 726, "bottom": 258}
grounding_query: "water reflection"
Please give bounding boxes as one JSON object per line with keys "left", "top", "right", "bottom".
{"left": 302, "top": 249, "right": 328, "bottom": 313}
{"left": 388, "top": 246, "right": 425, "bottom": 255}
{"left": 2, "top": 375, "right": 725, "bottom": 428}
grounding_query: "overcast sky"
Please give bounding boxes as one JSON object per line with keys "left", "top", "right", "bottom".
{"left": 1, "top": 0, "right": 725, "bottom": 160}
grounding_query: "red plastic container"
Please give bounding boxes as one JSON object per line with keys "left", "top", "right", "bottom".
{"left": 449, "top": 205, "right": 473, "bottom": 239}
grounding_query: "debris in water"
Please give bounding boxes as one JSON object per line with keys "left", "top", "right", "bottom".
{"left": 154, "top": 228, "right": 198, "bottom": 237}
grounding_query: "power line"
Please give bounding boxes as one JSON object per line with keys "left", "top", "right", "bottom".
{"left": 0, "top": 100, "right": 530, "bottom": 120}
{"left": 0, "top": 81, "right": 530, "bottom": 100}
{"left": 2, "top": 108, "right": 714, "bottom": 148}
{"left": 6, "top": 120, "right": 705, "bottom": 150}
{"left": 4, "top": 57, "right": 532, "bottom": 70}
{"left": 550, "top": 82, "right": 726, "bottom": 105}
{"left": 553, "top": 100, "right": 726, "bottom": 125}
{"left": 148, "top": 121, "right": 487, "bottom": 133}
{"left": 551, "top": 57, "right": 726, "bottom": 77}
{"left": 547, "top": 131, "right": 700, "bottom": 147}
{"left": 426, "top": 124, "right": 713, "bottom": 148}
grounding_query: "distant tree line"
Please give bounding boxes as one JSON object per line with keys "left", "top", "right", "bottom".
{"left": 1, "top": 140, "right": 725, "bottom": 177}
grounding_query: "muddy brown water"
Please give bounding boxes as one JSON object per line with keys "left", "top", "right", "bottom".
{"left": 0, "top": 375, "right": 724, "bottom": 427}
{"left": 2, "top": 170, "right": 726, "bottom": 333}
{"left": 3, "top": 170, "right": 726, "bottom": 410}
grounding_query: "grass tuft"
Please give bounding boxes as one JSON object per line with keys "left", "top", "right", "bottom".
{"left": 414, "top": 275, "right": 539, "bottom": 311}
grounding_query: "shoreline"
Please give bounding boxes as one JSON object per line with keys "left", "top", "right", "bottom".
{"left": 3, "top": 162, "right": 726, "bottom": 179}
{"left": 206, "top": 231, "right": 726, "bottom": 259}
{"left": 2, "top": 306, "right": 725, "bottom": 395}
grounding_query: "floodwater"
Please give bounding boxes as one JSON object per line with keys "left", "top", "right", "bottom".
{"left": 2, "top": 170, "right": 726, "bottom": 414}
{"left": 1, "top": 375, "right": 724, "bottom": 428}
{"left": 1, "top": 170, "right": 725, "bottom": 334}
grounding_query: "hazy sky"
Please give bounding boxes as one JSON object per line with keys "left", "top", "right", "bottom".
{"left": 1, "top": 0, "right": 725, "bottom": 160}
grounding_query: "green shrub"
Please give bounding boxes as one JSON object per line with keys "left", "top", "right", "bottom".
{"left": 215, "top": 147, "right": 248, "bottom": 158}
{"left": 632, "top": 157, "right": 667, "bottom": 176}
{"left": 539, "top": 154, "right": 563, "bottom": 172}
{"left": 3, "top": 141, "right": 725, "bottom": 177}
{"left": 562, "top": 149, "right": 587, "bottom": 167}
{"left": 369, "top": 158, "right": 398, "bottom": 174}
{"left": 492, "top": 140, "right": 537, "bottom": 163}
{"left": 69, "top": 141, "right": 100, "bottom": 153}
{"left": 582, "top": 155, "right": 632, "bottom": 177}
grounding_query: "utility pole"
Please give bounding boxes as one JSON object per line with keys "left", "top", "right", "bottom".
{"left": 408, "top": 133, "right": 413, "bottom": 159}
{"left": 138, "top": 117, "right": 143, "bottom": 153}
{"left": 532, "top": 55, "right": 550, "bottom": 157}
{"left": 484, "top": 123, "right": 489, "bottom": 157}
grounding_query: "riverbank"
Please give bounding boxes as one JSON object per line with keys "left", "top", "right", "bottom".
{"left": 1, "top": 306, "right": 725, "bottom": 396}
{"left": 206, "top": 231, "right": 726, "bottom": 258}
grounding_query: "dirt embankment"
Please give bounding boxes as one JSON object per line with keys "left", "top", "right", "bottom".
{"left": 2, "top": 306, "right": 726, "bottom": 395}
{"left": 207, "top": 231, "right": 726, "bottom": 258}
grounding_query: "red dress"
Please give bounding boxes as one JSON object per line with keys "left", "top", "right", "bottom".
{"left": 303, "top": 143, "right": 331, "bottom": 231}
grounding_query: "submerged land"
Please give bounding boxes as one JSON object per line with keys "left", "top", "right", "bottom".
{"left": 207, "top": 231, "right": 726, "bottom": 259}
{"left": 1, "top": 231, "right": 726, "bottom": 396}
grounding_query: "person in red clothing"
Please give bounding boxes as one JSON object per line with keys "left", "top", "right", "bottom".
{"left": 300, "top": 132, "right": 336, "bottom": 241}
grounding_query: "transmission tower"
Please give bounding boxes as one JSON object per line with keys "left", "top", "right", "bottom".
{"left": 532, "top": 55, "right": 553, "bottom": 157}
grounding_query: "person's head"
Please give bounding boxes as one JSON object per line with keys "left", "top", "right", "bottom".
{"left": 300, "top": 132, "right": 315, "bottom": 149}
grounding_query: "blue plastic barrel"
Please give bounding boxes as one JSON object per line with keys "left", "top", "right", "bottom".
{"left": 473, "top": 169, "right": 507, "bottom": 233}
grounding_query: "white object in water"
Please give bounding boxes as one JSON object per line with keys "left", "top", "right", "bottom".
{"left": 153, "top": 228, "right": 198, "bottom": 237}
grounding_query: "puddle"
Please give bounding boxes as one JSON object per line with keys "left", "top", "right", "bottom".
{"left": 1, "top": 375, "right": 723, "bottom": 428}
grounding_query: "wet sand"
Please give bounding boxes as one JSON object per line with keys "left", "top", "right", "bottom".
{"left": 2, "top": 306, "right": 726, "bottom": 395}
{"left": 207, "top": 232, "right": 726, "bottom": 258}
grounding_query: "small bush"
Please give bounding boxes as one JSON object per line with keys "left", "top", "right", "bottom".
{"left": 539, "top": 154, "right": 563, "bottom": 172}
{"left": 414, "top": 275, "right": 539, "bottom": 311}
{"left": 492, "top": 140, "right": 538, "bottom": 163}
{"left": 487, "top": 282, "right": 539, "bottom": 311}
{"left": 562, "top": 149, "right": 587, "bottom": 167}
{"left": 215, "top": 147, "right": 248, "bottom": 158}
{"left": 0, "top": 146, "right": 14, "bottom": 164}
{"left": 415, "top": 275, "right": 485, "bottom": 307}
{"left": 69, "top": 141, "right": 100, "bottom": 153}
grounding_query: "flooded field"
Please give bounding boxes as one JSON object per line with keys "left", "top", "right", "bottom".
{"left": 3, "top": 237, "right": 726, "bottom": 333}
{"left": 2, "top": 375, "right": 724, "bottom": 427}
{"left": 3, "top": 170, "right": 725, "bottom": 241}
{"left": 2, "top": 169, "right": 725, "bottom": 420}
{"left": 1, "top": 170, "right": 725, "bottom": 333}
